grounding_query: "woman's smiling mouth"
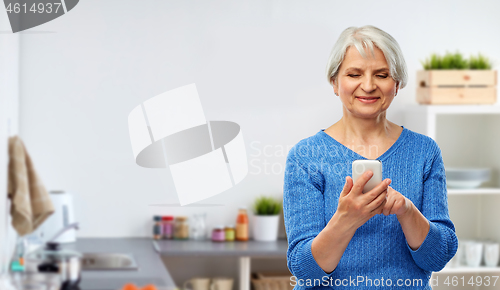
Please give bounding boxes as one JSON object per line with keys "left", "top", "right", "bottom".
{"left": 356, "top": 96, "right": 380, "bottom": 103}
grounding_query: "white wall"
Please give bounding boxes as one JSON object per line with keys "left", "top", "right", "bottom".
{"left": 16, "top": 0, "right": 500, "bottom": 237}
{"left": 0, "top": 6, "right": 20, "bottom": 270}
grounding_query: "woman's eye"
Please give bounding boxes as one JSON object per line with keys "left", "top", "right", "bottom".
{"left": 377, "top": 75, "right": 388, "bottom": 78}
{"left": 348, "top": 74, "right": 360, "bottom": 77}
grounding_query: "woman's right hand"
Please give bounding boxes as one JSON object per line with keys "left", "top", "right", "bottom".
{"left": 332, "top": 171, "right": 391, "bottom": 231}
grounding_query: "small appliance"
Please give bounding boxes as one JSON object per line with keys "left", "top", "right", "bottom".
{"left": 37, "top": 191, "right": 77, "bottom": 243}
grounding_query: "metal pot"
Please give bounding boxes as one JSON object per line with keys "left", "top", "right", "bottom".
{"left": 10, "top": 271, "right": 62, "bottom": 290}
{"left": 25, "top": 242, "right": 82, "bottom": 289}
{"left": 25, "top": 223, "right": 82, "bottom": 290}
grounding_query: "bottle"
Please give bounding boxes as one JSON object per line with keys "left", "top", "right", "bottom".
{"left": 174, "top": 216, "right": 189, "bottom": 240}
{"left": 225, "top": 225, "right": 235, "bottom": 241}
{"left": 11, "top": 236, "right": 26, "bottom": 272}
{"left": 162, "top": 216, "right": 174, "bottom": 239}
{"left": 235, "top": 207, "right": 249, "bottom": 241}
{"left": 211, "top": 226, "right": 226, "bottom": 242}
{"left": 153, "top": 216, "right": 162, "bottom": 240}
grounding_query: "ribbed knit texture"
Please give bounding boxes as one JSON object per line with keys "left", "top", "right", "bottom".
{"left": 283, "top": 126, "right": 458, "bottom": 289}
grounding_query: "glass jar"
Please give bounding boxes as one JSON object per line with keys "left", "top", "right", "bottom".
{"left": 162, "top": 216, "right": 174, "bottom": 239}
{"left": 174, "top": 216, "right": 189, "bottom": 240}
{"left": 190, "top": 213, "right": 207, "bottom": 240}
{"left": 236, "top": 207, "right": 249, "bottom": 241}
{"left": 211, "top": 226, "right": 225, "bottom": 242}
{"left": 153, "top": 216, "right": 162, "bottom": 240}
{"left": 224, "top": 225, "right": 235, "bottom": 241}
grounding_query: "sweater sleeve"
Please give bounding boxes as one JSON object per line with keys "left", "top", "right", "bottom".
{"left": 406, "top": 142, "right": 458, "bottom": 271}
{"left": 283, "top": 146, "right": 335, "bottom": 283}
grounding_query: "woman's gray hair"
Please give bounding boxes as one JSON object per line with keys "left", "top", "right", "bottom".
{"left": 326, "top": 25, "right": 408, "bottom": 89}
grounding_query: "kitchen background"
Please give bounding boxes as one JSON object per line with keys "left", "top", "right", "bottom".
{"left": 2, "top": 0, "right": 500, "bottom": 289}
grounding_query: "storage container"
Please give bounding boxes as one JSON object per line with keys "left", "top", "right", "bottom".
{"left": 173, "top": 216, "right": 189, "bottom": 240}
{"left": 416, "top": 70, "right": 497, "bottom": 104}
{"left": 251, "top": 272, "right": 294, "bottom": 290}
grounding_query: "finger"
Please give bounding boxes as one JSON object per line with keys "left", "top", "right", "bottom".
{"left": 352, "top": 170, "right": 374, "bottom": 196}
{"left": 365, "top": 179, "right": 391, "bottom": 204}
{"left": 390, "top": 198, "right": 405, "bottom": 215}
{"left": 377, "top": 199, "right": 388, "bottom": 215}
{"left": 369, "top": 188, "right": 387, "bottom": 213}
{"left": 394, "top": 199, "right": 406, "bottom": 216}
{"left": 339, "top": 176, "right": 353, "bottom": 198}
{"left": 370, "top": 194, "right": 387, "bottom": 216}
{"left": 383, "top": 194, "right": 397, "bottom": 216}
{"left": 382, "top": 186, "right": 394, "bottom": 215}
{"left": 393, "top": 197, "right": 411, "bottom": 216}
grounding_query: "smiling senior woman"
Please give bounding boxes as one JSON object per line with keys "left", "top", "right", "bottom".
{"left": 283, "top": 26, "right": 458, "bottom": 289}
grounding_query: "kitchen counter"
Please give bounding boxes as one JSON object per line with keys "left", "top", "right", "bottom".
{"left": 153, "top": 239, "right": 288, "bottom": 257}
{"left": 56, "top": 238, "right": 288, "bottom": 290}
{"left": 62, "top": 238, "right": 176, "bottom": 290}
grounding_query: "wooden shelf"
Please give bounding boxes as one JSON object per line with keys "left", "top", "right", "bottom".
{"left": 448, "top": 188, "right": 500, "bottom": 195}
{"left": 437, "top": 266, "right": 500, "bottom": 274}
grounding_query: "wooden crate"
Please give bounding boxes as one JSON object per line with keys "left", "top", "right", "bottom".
{"left": 416, "top": 70, "right": 497, "bottom": 104}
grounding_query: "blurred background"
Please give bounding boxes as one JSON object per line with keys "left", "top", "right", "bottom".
{"left": 1, "top": 0, "right": 500, "bottom": 289}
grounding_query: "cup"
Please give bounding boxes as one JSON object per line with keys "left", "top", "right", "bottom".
{"left": 456, "top": 239, "right": 472, "bottom": 266}
{"left": 184, "top": 277, "right": 211, "bottom": 290}
{"left": 465, "top": 241, "right": 483, "bottom": 267}
{"left": 484, "top": 243, "right": 500, "bottom": 267}
{"left": 210, "top": 277, "right": 233, "bottom": 290}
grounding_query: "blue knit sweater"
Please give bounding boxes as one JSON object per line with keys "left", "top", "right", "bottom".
{"left": 283, "top": 126, "right": 458, "bottom": 289}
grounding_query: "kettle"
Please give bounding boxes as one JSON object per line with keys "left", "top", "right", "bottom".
{"left": 38, "top": 191, "right": 77, "bottom": 243}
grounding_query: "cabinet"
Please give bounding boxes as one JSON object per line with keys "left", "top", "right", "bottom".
{"left": 154, "top": 239, "right": 288, "bottom": 290}
{"left": 404, "top": 104, "right": 500, "bottom": 278}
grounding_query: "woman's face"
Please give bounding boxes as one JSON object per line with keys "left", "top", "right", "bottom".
{"left": 332, "top": 45, "right": 399, "bottom": 119}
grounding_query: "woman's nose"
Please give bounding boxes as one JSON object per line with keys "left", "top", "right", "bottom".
{"left": 360, "top": 76, "right": 376, "bottom": 93}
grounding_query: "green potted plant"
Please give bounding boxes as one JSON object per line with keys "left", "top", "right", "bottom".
{"left": 417, "top": 52, "right": 496, "bottom": 105}
{"left": 252, "top": 196, "right": 282, "bottom": 241}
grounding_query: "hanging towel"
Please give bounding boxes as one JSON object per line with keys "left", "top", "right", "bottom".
{"left": 7, "top": 136, "right": 54, "bottom": 236}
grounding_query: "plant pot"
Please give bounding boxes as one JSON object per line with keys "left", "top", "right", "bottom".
{"left": 252, "top": 215, "right": 280, "bottom": 241}
{"left": 416, "top": 70, "right": 497, "bottom": 104}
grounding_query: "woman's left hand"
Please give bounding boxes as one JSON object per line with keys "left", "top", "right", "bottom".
{"left": 382, "top": 186, "right": 412, "bottom": 217}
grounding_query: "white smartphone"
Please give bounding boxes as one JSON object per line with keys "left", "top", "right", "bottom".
{"left": 352, "top": 160, "right": 383, "bottom": 193}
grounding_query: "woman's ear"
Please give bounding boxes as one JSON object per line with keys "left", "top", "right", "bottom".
{"left": 395, "top": 82, "right": 399, "bottom": 97}
{"left": 332, "top": 77, "right": 339, "bottom": 96}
